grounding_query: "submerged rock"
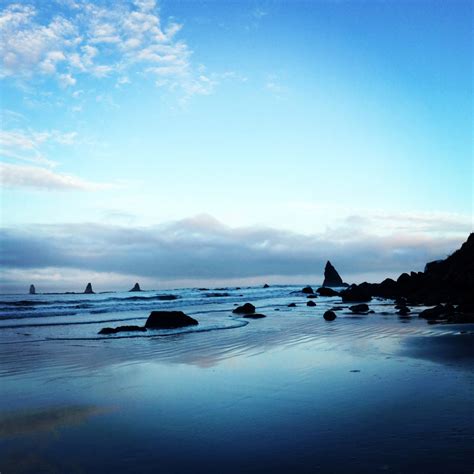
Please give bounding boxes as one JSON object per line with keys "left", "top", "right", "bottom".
{"left": 233, "top": 303, "right": 256, "bottom": 314}
{"left": 307, "top": 300, "right": 316, "bottom": 307}
{"left": 84, "top": 283, "right": 94, "bottom": 294}
{"left": 323, "top": 310, "right": 337, "bottom": 321}
{"left": 29, "top": 284, "right": 36, "bottom": 295}
{"left": 99, "top": 325, "right": 147, "bottom": 335}
{"left": 206, "top": 292, "right": 230, "bottom": 297}
{"left": 350, "top": 303, "right": 370, "bottom": 314}
{"left": 322, "top": 261, "right": 346, "bottom": 287}
{"left": 302, "top": 286, "right": 314, "bottom": 294}
{"left": 129, "top": 283, "right": 141, "bottom": 292}
{"left": 145, "top": 311, "right": 198, "bottom": 329}
{"left": 288, "top": 303, "right": 297, "bottom": 307}
{"left": 243, "top": 313, "right": 266, "bottom": 319}
{"left": 316, "top": 287, "right": 339, "bottom": 297}
{"left": 307, "top": 294, "right": 318, "bottom": 299}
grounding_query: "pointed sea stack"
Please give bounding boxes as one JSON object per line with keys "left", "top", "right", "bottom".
{"left": 29, "top": 284, "right": 36, "bottom": 295}
{"left": 84, "top": 282, "right": 94, "bottom": 294}
{"left": 322, "top": 261, "right": 346, "bottom": 287}
{"left": 129, "top": 283, "right": 141, "bottom": 292}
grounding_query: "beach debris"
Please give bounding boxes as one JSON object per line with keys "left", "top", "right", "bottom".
{"left": 233, "top": 303, "right": 256, "bottom": 314}
{"left": 84, "top": 283, "right": 94, "bottom": 294}
{"left": 29, "top": 284, "right": 36, "bottom": 295}
{"left": 99, "top": 325, "right": 147, "bottom": 335}
{"left": 349, "top": 303, "right": 370, "bottom": 314}
{"left": 322, "top": 261, "right": 347, "bottom": 287}
{"left": 129, "top": 283, "right": 142, "bottom": 292}
{"left": 145, "top": 311, "right": 198, "bottom": 329}
{"left": 323, "top": 310, "right": 337, "bottom": 321}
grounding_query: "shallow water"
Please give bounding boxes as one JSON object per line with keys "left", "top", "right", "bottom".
{"left": 0, "top": 285, "right": 473, "bottom": 473}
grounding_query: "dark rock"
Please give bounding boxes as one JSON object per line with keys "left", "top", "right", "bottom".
{"left": 397, "top": 307, "right": 411, "bottom": 316}
{"left": 302, "top": 286, "right": 314, "bottom": 294}
{"left": 288, "top": 303, "right": 297, "bottom": 307}
{"left": 232, "top": 303, "right": 256, "bottom": 314}
{"left": 263, "top": 284, "right": 270, "bottom": 288}
{"left": 350, "top": 303, "right": 370, "bottom": 313}
{"left": 316, "top": 287, "right": 339, "bottom": 297}
{"left": 156, "top": 295, "right": 178, "bottom": 300}
{"left": 323, "top": 310, "right": 337, "bottom": 321}
{"left": 145, "top": 311, "right": 198, "bottom": 329}
{"left": 322, "top": 261, "right": 347, "bottom": 287}
{"left": 206, "top": 292, "right": 230, "bottom": 297}
{"left": 29, "top": 284, "right": 36, "bottom": 295}
{"left": 84, "top": 283, "right": 94, "bottom": 294}
{"left": 243, "top": 313, "right": 266, "bottom": 319}
{"left": 419, "top": 304, "right": 446, "bottom": 320}
{"left": 307, "top": 294, "right": 318, "bottom": 299}
{"left": 99, "top": 325, "right": 147, "bottom": 335}
{"left": 307, "top": 300, "right": 316, "bottom": 307}
{"left": 129, "top": 283, "right": 141, "bottom": 292}
{"left": 340, "top": 285, "right": 372, "bottom": 303}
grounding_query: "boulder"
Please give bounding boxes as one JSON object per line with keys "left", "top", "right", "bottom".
{"left": 307, "top": 300, "right": 316, "bottom": 307}
{"left": 302, "top": 286, "right": 314, "bottom": 294}
{"left": 263, "top": 284, "right": 270, "bottom": 288}
{"left": 84, "top": 283, "right": 94, "bottom": 294}
{"left": 232, "top": 303, "right": 256, "bottom": 314}
{"left": 316, "top": 287, "right": 339, "bottom": 297}
{"left": 397, "top": 307, "right": 411, "bottom": 316}
{"left": 145, "top": 311, "right": 198, "bottom": 329}
{"left": 340, "top": 285, "right": 372, "bottom": 303}
{"left": 349, "top": 303, "right": 370, "bottom": 313}
{"left": 99, "top": 325, "right": 147, "bottom": 335}
{"left": 288, "top": 303, "right": 297, "bottom": 307}
{"left": 322, "top": 261, "right": 346, "bottom": 287}
{"left": 129, "top": 283, "right": 141, "bottom": 292}
{"left": 323, "top": 310, "right": 337, "bottom": 321}
{"left": 29, "top": 284, "right": 36, "bottom": 295}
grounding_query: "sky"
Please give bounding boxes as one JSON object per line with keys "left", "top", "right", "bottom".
{"left": 0, "top": 0, "right": 472, "bottom": 292}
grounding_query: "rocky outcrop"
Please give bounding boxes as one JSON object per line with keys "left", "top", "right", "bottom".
{"left": 322, "top": 261, "right": 347, "bottom": 287}
{"left": 344, "top": 233, "right": 474, "bottom": 307}
{"left": 323, "top": 310, "right": 337, "bottom": 321}
{"left": 302, "top": 286, "right": 314, "bottom": 294}
{"left": 307, "top": 300, "right": 316, "bottom": 307}
{"left": 233, "top": 303, "right": 256, "bottom": 314}
{"left": 263, "top": 284, "right": 270, "bottom": 288}
{"left": 84, "top": 283, "right": 94, "bottom": 294}
{"left": 99, "top": 325, "right": 147, "bottom": 335}
{"left": 340, "top": 285, "right": 372, "bottom": 302}
{"left": 29, "top": 284, "right": 36, "bottom": 295}
{"left": 145, "top": 311, "right": 198, "bottom": 329}
{"left": 129, "top": 283, "right": 141, "bottom": 292}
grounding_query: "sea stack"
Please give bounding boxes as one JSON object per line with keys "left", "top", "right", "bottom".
{"left": 29, "top": 284, "right": 36, "bottom": 295}
{"left": 84, "top": 283, "right": 94, "bottom": 294}
{"left": 129, "top": 283, "right": 141, "bottom": 292}
{"left": 323, "top": 261, "right": 346, "bottom": 287}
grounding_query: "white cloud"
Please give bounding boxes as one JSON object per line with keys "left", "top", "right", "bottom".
{"left": 0, "top": 1, "right": 215, "bottom": 99}
{"left": 0, "top": 162, "right": 112, "bottom": 191}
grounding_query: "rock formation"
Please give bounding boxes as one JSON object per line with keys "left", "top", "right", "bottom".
{"left": 84, "top": 283, "right": 94, "bottom": 294}
{"left": 129, "top": 283, "right": 141, "bottom": 292}
{"left": 29, "top": 284, "right": 36, "bottom": 295}
{"left": 145, "top": 311, "right": 198, "bottom": 329}
{"left": 323, "top": 310, "right": 337, "bottom": 321}
{"left": 322, "top": 261, "right": 346, "bottom": 287}
{"left": 302, "top": 286, "right": 314, "bottom": 294}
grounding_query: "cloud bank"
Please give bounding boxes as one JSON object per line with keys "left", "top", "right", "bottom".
{"left": 1, "top": 214, "right": 470, "bottom": 292}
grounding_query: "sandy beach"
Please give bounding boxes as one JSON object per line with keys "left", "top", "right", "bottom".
{"left": 1, "top": 286, "right": 473, "bottom": 473}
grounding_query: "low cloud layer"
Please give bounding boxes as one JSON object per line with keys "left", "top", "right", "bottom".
{"left": 1, "top": 214, "right": 470, "bottom": 292}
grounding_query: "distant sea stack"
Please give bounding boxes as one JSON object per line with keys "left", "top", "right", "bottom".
{"left": 29, "top": 284, "right": 36, "bottom": 295}
{"left": 323, "top": 261, "right": 347, "bottom": 287}
{"left": 84, "top": 283, "right": 94, "bottom": 294}
{"left": 129, "top": 283, "right": 141, "bottom": 292}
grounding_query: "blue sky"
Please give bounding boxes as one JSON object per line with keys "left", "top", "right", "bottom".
{"left": 0, "top": 0, "right": 472, "bottom": 291}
